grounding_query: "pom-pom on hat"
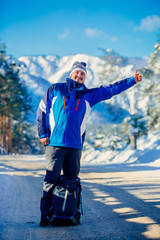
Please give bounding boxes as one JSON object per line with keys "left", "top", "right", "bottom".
{"left": 70, "top": 61, "right": 87, "bottom": 77}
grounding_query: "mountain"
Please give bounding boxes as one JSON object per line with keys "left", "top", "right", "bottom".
{"left": 18, "top": 52, "right": 148, "bottom": 124}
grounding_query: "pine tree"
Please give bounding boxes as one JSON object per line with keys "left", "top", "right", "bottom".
{"left": 96, "top": 48, "right": 148, "bottom": 149}
{"left": 141, "top": 36, "right": 160, "bottom": 130}
{"left": 0, "top": 43, "right": 12, "bottom": 153}
{"left": 98, "top": 48, "right": 127, "bottom": 85}
{"left": 0, "top": 42, "right": 32, "bottom": 153}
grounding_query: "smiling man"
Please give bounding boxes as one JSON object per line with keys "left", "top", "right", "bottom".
{"left": 37, "top": 61, "right": 142, "bottom": 226}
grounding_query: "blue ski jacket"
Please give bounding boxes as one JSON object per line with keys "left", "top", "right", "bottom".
{"left": 37, "top": 77, "right": 136, "bottom": 149}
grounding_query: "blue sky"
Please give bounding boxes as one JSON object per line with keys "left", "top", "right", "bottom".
{"left": 0, "top": 0, "right": 160, "bottom": 58}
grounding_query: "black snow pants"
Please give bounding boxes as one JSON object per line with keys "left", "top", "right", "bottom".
{"left": 40, "top": 146, "right": 81, "bottom": 220}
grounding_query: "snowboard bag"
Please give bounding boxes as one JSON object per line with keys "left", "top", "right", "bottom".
{"left": 49, "top": 175, "right": 82, "bottom": 226}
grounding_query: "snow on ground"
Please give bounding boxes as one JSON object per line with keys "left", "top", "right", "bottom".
{"left": 0, "top": 130, "right": 159, "bottom": 174}
{"left": 0, "top": 130, "right": 160, "bottom": 240}
{"left": 81, "top": 130, "right": 160, "bottom": 167}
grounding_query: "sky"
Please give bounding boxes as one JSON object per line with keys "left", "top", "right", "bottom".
{"left": 0, "top": 0, "right": 160, "bottom": 59}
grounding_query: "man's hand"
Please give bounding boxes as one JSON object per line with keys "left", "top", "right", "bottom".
{"left": 40, "top": 137, "right": 49, "bottom": 146}
{"left": 134, "top": 69, "right": 142, "bottom": 83}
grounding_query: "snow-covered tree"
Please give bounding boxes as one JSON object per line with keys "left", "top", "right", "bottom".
{"left": 95, "top": 48, "right": 147, "bottom": 149}
{"left": 140, "top": 36, "right": 160, "bottom": 130}
{"left": 99, "top": 48, "right": 127, "bottom": 85}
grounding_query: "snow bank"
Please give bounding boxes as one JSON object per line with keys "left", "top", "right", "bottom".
{"left": 81, "top": 130, "right": 160, "bottom": 167}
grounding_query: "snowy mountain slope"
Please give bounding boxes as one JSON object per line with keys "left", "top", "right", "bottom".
{"left": 19, "top": 53, "right": 148, "bottom": 89}
{"left": 18, "top": 52, "right": 148, "bottom": 124}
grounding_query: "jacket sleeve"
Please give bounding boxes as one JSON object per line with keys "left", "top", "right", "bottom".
{"left": 88, "top": 76, "right": 136, "bottom": 107}
{"left": 36, "top": 85, "right": 54, "bottom": 139}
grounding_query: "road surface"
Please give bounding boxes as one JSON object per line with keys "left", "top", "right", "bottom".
{"left": 0, "top": 155, "right": 160, "bottom": 240}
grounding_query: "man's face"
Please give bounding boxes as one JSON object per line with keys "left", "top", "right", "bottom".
{"left": 70, "top": 70, "right": 86, "bottom": 84}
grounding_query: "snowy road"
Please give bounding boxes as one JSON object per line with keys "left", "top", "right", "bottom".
{"left": 0, "top": 155, "right": 160, "bottom": 240}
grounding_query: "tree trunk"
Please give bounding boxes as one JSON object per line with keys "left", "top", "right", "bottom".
{"left": 0, "top": 114, "right": 12, "bottom": 153}
{"left": 8, "top": 115, "right": 12, "bottom": 153}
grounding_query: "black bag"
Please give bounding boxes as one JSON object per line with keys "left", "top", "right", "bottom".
{"left": 49, "top": 175, "right": 83, "bottom": 226}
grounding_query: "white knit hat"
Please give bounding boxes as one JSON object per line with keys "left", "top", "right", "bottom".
{"left": 70, "top": 61, "right": 87, "bottom": 77}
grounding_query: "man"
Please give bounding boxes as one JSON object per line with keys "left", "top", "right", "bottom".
{"left": 37, "top": 61, "right": 142, "bottom": 226}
